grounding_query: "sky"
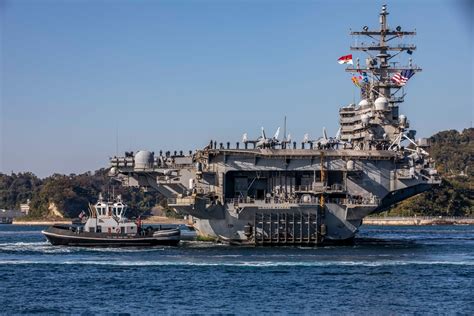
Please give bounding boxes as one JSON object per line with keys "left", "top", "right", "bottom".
{"left": 1, "top": 0, "right": 473, "bottom": 178}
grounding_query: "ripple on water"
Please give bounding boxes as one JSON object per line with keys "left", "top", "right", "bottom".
{"left": 0, "top": 241, "right": 173, "bottom": 254}
{"left": 0, "top": 259, "right": 473, "bottom": 267}
{"left": 0, "top": 242, "right": 74, "bottom": 254}
{"left": 0, "top": 225, "right": 473, "bottom": 314}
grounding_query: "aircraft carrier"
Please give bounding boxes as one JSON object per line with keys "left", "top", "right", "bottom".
{"left": 109, "top": 5, "right": 441, "bottom": 245}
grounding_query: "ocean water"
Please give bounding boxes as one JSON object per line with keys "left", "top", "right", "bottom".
{"left": 0, "top": 225, "right": 473, "bottom": 315}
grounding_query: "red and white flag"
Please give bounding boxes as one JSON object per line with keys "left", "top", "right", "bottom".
{"left": 337, "top": 54, "right": 353, "bottom": 65}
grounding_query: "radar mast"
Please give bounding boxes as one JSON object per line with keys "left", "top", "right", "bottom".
{"left": 339, "top": 4, "right": 422, "bottom": 149}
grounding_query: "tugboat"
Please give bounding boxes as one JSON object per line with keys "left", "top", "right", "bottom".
{"left": 42, "top": 194, "right": 180, "bottom": 246}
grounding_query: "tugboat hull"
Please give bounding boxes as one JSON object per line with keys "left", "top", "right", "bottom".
{"left": 42, "top": 225, "right": 180, "bottom": 247}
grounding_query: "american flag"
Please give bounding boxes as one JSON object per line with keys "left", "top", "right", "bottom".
{"left": 391, "top": 69, "right": 415, "bottom": 86}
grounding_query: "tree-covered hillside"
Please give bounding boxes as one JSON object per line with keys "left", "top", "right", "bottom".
{"left": 387, "top": 128, "right": 473, "bottom": 216}
{"left": 0, "top": 172, "right": 42, "bottom": 211}
{"left": 0, "top": 169, "right": 162, "bottom": 219}
{"left": 1, "top": 128, "right": 473, "bottom": 218}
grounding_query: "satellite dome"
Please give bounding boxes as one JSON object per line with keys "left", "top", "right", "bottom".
{"left": 346, "top": 160, "right": 355, "bottom": 171}
{"left": 361, "top": 114, "right": 370, "bottom": 125}
{"left": 108, "top": 167, "right": 117, "bottom": 176}
{"left": 399, "top": 114, "right": 407, "bottom": 126}
{"left": 134, "top": 150, "right": 154, "bottom": 170}
{"left": 358, "top": 99, "right": 370, "bottom": 108}
{"left": 374, "top": 97, "right": 389, "bottom": 111}
{"left": 302, "top": 195, "right": 311, "bottom": 203}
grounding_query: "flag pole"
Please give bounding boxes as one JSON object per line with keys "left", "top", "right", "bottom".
{"left": 352, "top": 74, "right": 356, "bottom": 104}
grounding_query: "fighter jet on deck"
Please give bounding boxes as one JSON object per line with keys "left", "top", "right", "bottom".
{"left": 303, "top": 127, "right": 344, "bottom": 149}
{"left": 243, "top": 127, "right": 285, "bottom": 149}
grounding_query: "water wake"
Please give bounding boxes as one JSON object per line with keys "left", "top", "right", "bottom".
{"left": 0, "top": 259, "right": 472, "bottom": 267}
{"left": 0, "top": 242, "right": 168, "bottom": 254}
{"left": 0, "top": 242, "right": 73, "bottom": 254}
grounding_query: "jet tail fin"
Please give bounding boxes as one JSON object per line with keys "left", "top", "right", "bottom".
{"left": 303, "top": 133, "right": 309, "bottom": 143}
{"left": 273, "top": 127, "right": 280, "bottom": 140}
{"left": 242, "top": 133, "right": 248, "bottom": 143}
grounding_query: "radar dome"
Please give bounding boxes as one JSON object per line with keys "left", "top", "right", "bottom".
{"left": 108, "top": 167, "right": 117, "bottom": 176}
{"left": 358, "top": 99, "right": 370, "bottom": 108}
{"left": 361, "top": 114, "right": 370, "bottom": 125}
{"left": 346, "top": 160, "right": 355, "bottom": 171}
{"left": 374, "top": 97, "right": 389, "bottom": 111}
{"left": 134, "top": 150, "right": 154, "bottom": 170}
{"left": 399, "top": 114, "right": 407, "bottom": 126}
{"left": 302, "top": 195, "right": 311, "bottom": 203}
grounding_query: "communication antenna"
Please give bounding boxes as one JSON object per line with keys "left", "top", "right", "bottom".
{"left": 283, "top": 115, "right": 287, "bottom": 141}
{"left": 115, "top": 125, "right": 119, "bottom": 156}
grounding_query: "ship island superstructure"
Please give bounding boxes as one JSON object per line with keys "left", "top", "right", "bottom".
{"left": 108, "top": 5, "right": 440, "bottom": 245}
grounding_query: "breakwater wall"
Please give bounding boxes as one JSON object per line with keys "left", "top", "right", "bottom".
{"left": 363, "top": 216, "right": 474, "bottom": 226}
{"left": 12, "top": 220, "right": 72, "bottom": 226}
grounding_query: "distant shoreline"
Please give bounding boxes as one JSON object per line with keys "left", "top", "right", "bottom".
{"left": 11, "top": 220, "right": 71, "bottom": 226}
{"left": 11, "top": 216, "right": 187, "bottom": 226}
{"left": 10, "top": 216, "right": 474, "bottom": 226}
{"left": 363, "top": 216, "right": 474, "bottom": 226}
